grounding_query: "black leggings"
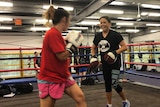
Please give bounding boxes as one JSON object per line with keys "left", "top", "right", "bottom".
{"left": 102, "top": 59, "right": 123, "bottom": 93}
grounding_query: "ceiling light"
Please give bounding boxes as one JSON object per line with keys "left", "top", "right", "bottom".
{"left": 43, "top": 5, "right": 73, "bottom": 11}
{"left": 117, "top": 17, "right": 134, "bottom": 20}
{"left": 0, "top": 26, "right": 12, "bottom": 30}
{"left": 76, "top": 21, "right": 99, "bottom": 25}
{"left": 68, "top": 27, "right": 88, "bottom": 30}
{"left": 126, "top": 29, "right": 140, "bottom": 33}
{"left": 0, "top": 2, "right": 13, "bottom": 7}
{"left": 148, "top": 13, "right": 160, "bottom": 17}
{"left": 110, "top": 1, "right": 126, "bottom": 5}
{"left": 116, "top": 22, "right": 134, "bottom": 26}
{"left": 99, "top": 9, "right": 124, "bottom": 14}
{"left": 150, "top": 30, "right": 160, "bottom": 33}
{"left": 35, "top": 19, "right": 52, "bottom": 23}
{"left": 30, "top": 27, "right": 50, "bottom": 31}
{"left": 141, "top": 4, "right": 160, "bottom": 9}
{"left": 146, "top": 23, "right": 160, "bottom": 26}
{"left": 0, "top": 18, "right": 13, "bottom": 21}
{"left": 86, "top": 16, "right": 99, "bottom": 19}
{"left": 141, "top": 12, "right": 160, "bottom": 17}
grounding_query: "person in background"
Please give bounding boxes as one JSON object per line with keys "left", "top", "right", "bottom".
{"left": 33, "top": 51, "right": 41, "bottom": 76}
{"left": 77, "top": 57, "right": 87, "bottom": 87}
{"left": 91, "top": 16, "right": 130, "bottom": 107}
{"left": 38, "top": 6, "right": 87, "bottom": 107}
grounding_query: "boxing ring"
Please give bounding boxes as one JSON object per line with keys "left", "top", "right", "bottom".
{"left": 0, "top": 43, "right": 160, "bottom": 107}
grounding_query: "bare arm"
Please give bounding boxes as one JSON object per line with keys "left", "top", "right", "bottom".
{"left": 55, "top": 50, "right": 71, "bottom": 61}
{"left": 116, "top": 40, "right": 127, "bottom": 54}
{"left": 91, "top": 44, "right": 97, "bottom": 56}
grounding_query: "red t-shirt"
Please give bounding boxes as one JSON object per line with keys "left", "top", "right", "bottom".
{"left": 38, "top": 27, "right": 70, "bottom": 83}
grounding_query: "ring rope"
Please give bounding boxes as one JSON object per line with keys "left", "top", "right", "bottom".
{"left": 125, "top": 62, "right": 160, "bottom": 66}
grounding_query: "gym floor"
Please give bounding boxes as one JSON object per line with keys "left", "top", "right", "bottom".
{"left": 0, "top": 82, "right": 159, "bottom": 107}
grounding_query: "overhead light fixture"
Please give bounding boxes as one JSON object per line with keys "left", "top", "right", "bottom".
{"left": 43, "top": 5, "right": 74, "bottom": 11}
{"left": 30, "top": 27, "right": 50, "bottom": 31}
{"left": 146, "top": 23, "right": 160, "bottom": 26}
{"left": 141, "top": 12, "right": 160, "bottom": 17}
{"left": 126, "top": 29, "right": 140, "bottom": 33}
{"left": 116, "top": 22, "right": 134, "bottom": 26}
{"left": 150, "top": 30, "right": 160, "bottom": 33}
{"left": 0, "top": 1, "right": 13, "bottom": 7}
{"left": 35, "top": 19, "right": 52, "bottom": 23}
{"left": 99, "top": 9, "right": 124, "bottom": 14}
{"left": 76, "top": 21, "right": 99, "bottom": 25}
{"left": 117, "top": 17, "right": 134, "bottom": 20}
{"left": 86, "top": 16, "right": 99, "bottom": 19}
{"left": 141, "top": 4, "right": 160, "bottom": 9}
{"left": 0, "top": 26, "right": 12, "bottom": 30}
{"left": 0, "top": 17, "right": 13, "bottom": 21}
{"left": 110, "top": 1, "right": 126, "bottom": 6}
{"left": 68, "top": 27, "right": 88, "bottom": 30}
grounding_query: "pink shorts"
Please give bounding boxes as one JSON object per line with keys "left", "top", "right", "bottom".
{"left": 38, "top": 77, "right": 76, "bottom": 99}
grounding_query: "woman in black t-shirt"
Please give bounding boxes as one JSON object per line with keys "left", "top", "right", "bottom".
{"left": 91, "top": 16, "right": 130, "bottom": 107}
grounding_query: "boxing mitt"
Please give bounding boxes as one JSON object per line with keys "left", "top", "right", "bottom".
{"left": 66, "top": 30, "right": 84, "bottom": 54}
{"left": 90, "top": 55, "right": 99, "bottom": 69}
{"left": 104, "top": 51, "right": 117, "bottom": 64}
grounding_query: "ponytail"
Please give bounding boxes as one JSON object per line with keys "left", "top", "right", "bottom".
{"left": 43, "top": 6, "right": 55, "bottom": 27}
{"left": 43, "top": 5, "right": 70, "bottom": 26}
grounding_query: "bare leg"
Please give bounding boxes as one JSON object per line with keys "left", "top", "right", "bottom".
{"left": 106, "top": 92, "right": 112, "bottom": 104}
{"left": 118, "top": 90, "right": 127, "bottom": 100}
{"left": 65, "top": 83, "right": 87, "bottom": 107}
{"left": 40, "top": 95, "right": 56, "bottom": 107}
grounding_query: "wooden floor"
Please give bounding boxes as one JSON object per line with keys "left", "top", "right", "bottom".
{"left": 0, "top": 82, "right": 160, "bottom": 107}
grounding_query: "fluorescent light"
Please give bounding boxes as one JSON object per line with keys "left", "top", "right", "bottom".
{"left": 68, "top": 27, "right": 88, "bottom": 30}
{"left": 99, "top": 9, "right": 124, "bottom": 14}
{"left": 150, "top": 30, "right": 160, "bottom": 33}
{"left": 116, "top": 22, "right": 134, "bottom": 26}
{"left": 148, "top": 13, "right": 160, "bottom": 17}
{"left": 0, "top": 2, "right": 13, "bottom": 7}
{"left": 146, "top": 23, "right": 160, "bottom": 26}
{"left": 35, "top": 19, "right": 52, "bottom": 23}
{"left": 141, "top": 4, "right": 160, "bottom": 9}
{"left": 126, "top": 29, "right": 140, "bottom": 33}
{"left": 30, "top": 27, "right": 50, "bottom": 31}
{"left": 141, "top": 12, "right": 160, "bottom": 17}
{"left": 86, "top": 16, "right": 99, "bottom": 19}
{"left": 0, "top": 26, "right": 12, "bottom": 30}
{"left": 141, "top": 12, "right": 148, "bottom": 16}
{"left": 76, "top": 21, "right": 99, "bottom": 25}
{"left": 0, "top": 18, "right": 13, "bottom": 21}
{"left": 117, "top": 17, "right": 134, "bottom": 20}
{"left": 110, "top": 1, "right": 126, "bottom": 5}
{"left": 43, "top": 5, "right": 73, "bottom": 11}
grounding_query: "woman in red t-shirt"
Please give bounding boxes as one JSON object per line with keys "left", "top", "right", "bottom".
{"left": 38, "top": 6, "right": 87, "bottom": 107}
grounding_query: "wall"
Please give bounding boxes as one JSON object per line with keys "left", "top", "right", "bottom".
{"left": 132, "top": 32, "right": 160, "bottom": 43}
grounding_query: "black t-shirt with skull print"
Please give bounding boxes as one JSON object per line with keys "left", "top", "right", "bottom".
{"left": 93, "top": 30, "right": 123, "bottom": 64}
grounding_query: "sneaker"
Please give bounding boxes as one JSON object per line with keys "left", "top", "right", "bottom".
{"left": 122, "top": 100, "right": 130, "bottom": 107}
{"left": 106, "top": 104, "right": 112, "bottom": 107}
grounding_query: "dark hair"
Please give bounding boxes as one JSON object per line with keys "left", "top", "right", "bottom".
{"left": 99, "top": 16, "right": 111, "bottom": 23}
{"left": 43, "top": 6, "right": 70, "bottom": 26}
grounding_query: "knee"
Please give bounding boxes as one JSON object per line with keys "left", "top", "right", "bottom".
{"left": 75, "top": 92, "right": 86, "bottom": 104}
{"left": 113, "top": 84, "right": 122, "bottom": 93}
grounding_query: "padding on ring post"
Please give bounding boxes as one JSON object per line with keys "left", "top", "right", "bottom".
{"left": 112, "top": 69, "right": 120, "bottom": 88}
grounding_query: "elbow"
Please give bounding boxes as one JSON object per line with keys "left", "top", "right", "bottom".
{"left": 124, "top": 45, "right": 128, "bottom": 51}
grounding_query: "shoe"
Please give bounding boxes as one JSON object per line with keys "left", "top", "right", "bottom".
{"left": 106, "top": 104, "right": 112, "bottom": 107}
{"left": 122, "top": 100, "right": 130, "bottom": 107}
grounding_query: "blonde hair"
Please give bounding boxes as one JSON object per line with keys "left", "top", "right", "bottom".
{"left": 43, "top": 5, "right": 70, "bottom": 27}
{"left": 43, "top": 6, "right": 55, "bottom": 27}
